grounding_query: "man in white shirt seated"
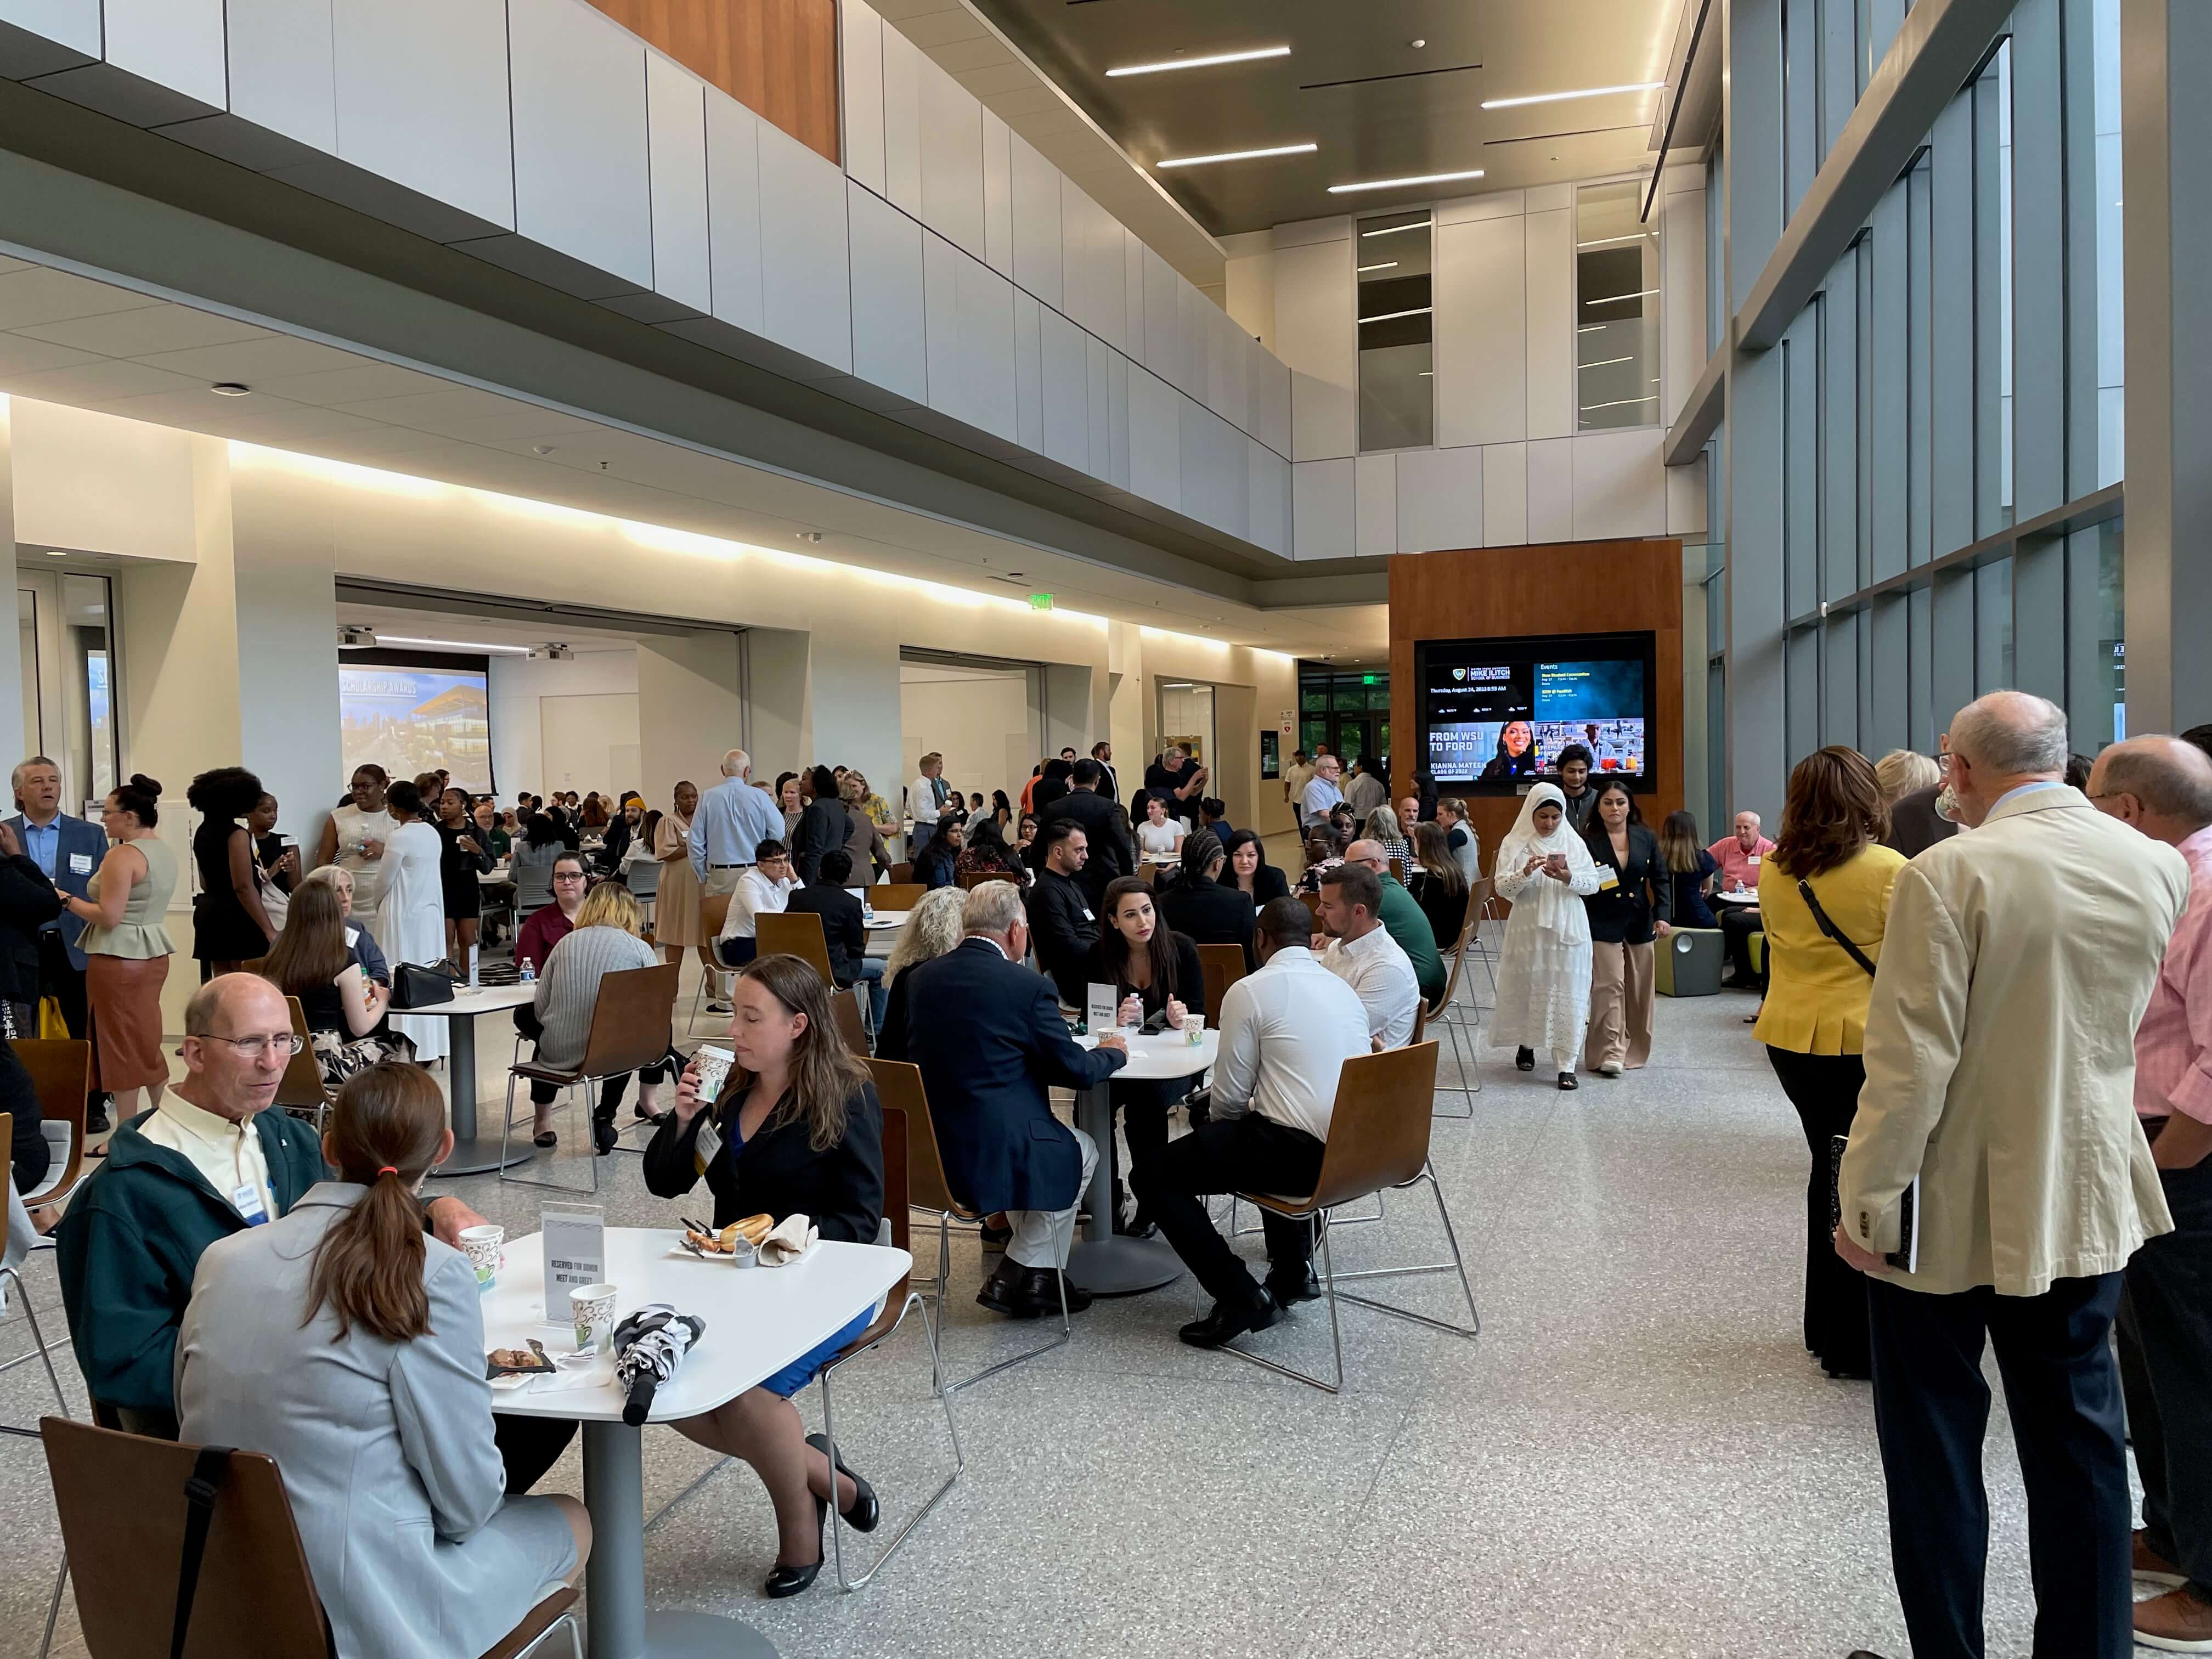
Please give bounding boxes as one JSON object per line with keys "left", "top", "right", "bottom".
{"left": 1130, "top": 897, "right": 1372, "bottom": 1348}
{"left": 1314, "top": 862, "right": 1419, "bottom": 1049}
{"left": 716, "top": 838, "right": 798, "bottom": 967}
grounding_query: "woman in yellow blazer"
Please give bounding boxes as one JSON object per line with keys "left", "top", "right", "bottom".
{"left": 1754, "top": 746, "right": 1904, "bottom": 1380}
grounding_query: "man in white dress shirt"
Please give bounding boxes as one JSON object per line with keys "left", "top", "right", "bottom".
{"left": 908, "top": 752, "right": 947, "bottom": 861}
{"left": 1301, "top": 753, "right": 1346, "bottom": 827}
{"left": 1314, "top": 862, "right": 1419, "bottom": 1049}
{"left": 1130, "top": 896, "right": 1373, "bottom": 1348}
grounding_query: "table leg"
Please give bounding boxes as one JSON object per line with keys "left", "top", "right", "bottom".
{"left": 433, "top": 1012, "right": 531, "bottom": 1177}
{"left": 582, "top": 1420, "right": 778, "bottom": 1659}
{"left": 1064, "top": 1081, "right": 1183, "bottom": 1296}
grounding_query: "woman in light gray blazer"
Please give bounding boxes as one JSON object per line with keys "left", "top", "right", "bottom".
{"left": 176, "top": 1064, "right": 589, "bottom": 1659}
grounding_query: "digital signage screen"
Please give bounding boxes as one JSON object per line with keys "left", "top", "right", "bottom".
{"left": 1416, "top": 632, "right": 1657, "bottom": 793}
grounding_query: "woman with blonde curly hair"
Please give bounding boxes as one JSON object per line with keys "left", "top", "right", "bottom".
{"left": 872, "top": 885, "right": 968, "bottom": 1062}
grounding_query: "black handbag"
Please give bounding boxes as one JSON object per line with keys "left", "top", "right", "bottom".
{"left": 389, "top": 961, "right": 458, "bottom": 1009}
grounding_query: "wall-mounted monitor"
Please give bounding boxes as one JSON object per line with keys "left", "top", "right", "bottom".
{"left": 1415, "top": 630, "right": 1658, "bottom": 794}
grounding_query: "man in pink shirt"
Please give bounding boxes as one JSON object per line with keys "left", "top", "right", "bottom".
{"left": 2089, "top": 735, "right": 2212, "bottom": 1650}
{"left": 1708, "top": 810, "right": 1775, "bottom": 990}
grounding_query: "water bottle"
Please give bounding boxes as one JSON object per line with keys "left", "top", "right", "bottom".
{"left": 519, "top": 958, "right": 536, "bottom": 984}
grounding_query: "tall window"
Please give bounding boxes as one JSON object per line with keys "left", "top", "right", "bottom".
{"left": 1576, "top": 181, "right": 1661, "bottom": 430}
{"left": 1356, "top": 210, "right": 1434, "bottom": 451}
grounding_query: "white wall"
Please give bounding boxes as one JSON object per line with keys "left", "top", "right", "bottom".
{"left": 486, "top": 647, "right": 639, "bottom": 798}
{"left": 899, "top": 664, "right": 1035, "bottom": 812}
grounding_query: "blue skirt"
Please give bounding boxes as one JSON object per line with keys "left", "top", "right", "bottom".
{"left": 759, "top": 1304, "right": 874, "bottom": 1398}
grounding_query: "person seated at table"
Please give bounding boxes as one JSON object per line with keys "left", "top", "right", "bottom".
{"left": 913, "top": 819, "right": 963, "bottom": 890}
{"left": 904, "top": 882, "right": 1126, "bottom": 1318}
{"left": 1340, "top": 840, "right": 1448, "bottom": 1005}
{"left": 473, "top": 797, "right": 511, "bottom": 861}
{"left": 717, "top": 839, "right": 799, "bottom": 968}
{"left": 1313, "top": 862, "right": 1420, "bottom": 1050}
{"left": 785, "top": 849, "right": 888, "bottom": 1035}
{"left": 1437, "top": 798, "right": 1482, "bottom": 888}
{"left": 1405, "top": 820, "right": 1471, "bottom": 951}
{"left": 642, "top": 955, "right": 886, "bottom": 1599}
{"left": 1158, "top": 831, "right": 1258, "bottom": 972}
{"left": 1658, "top": 810, "right": 1719, "bottom": 930}
{"left": 1709, "top": 810, "right": 1776, "bottom": 990}
{"left": 175, "top": 1062, "right": 590, "bottom": 1659}
{"left": 1130, "top": 897, "right": 1372, "bottom": 1346}
{"left": 526, "top": 883, "right": 670, "bottom": 1153}
{"left": 1198, "top": 797, "right": 1235, "bottom": 846}
{"left": 1025, "top": 819, "right": 1099, "bottom": 1007}
{"left": 954, "top": 817, "right": 1028, "bottom": 887}
{"left": 872, "top": 887, "right": 968, "bottom": 1066}
{"left": 1135, "top": 794, "right": 1185, "bottom": 861}
{"left": 1295, "top": 828, "right": 1344, "bottom": 898}
{"left": 1221, "top": 830, "right": 1291, "bottom": 908}
{"left": 301, "top": 865, "right": 391, "bottom": 985}
{"left": 261, "top": 879, "right": 414, "bottom": 1084}
{"left": 515, "top": 852, "right": 588, "bottom": 977}
{"left": 1362, "top": 804, "right": 1414, "bottom": 874}
{"left": 1086, "top": 876, "right": 1206, "bottom": 1238}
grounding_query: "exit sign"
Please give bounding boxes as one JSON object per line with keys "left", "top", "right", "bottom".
{"left": 1028, "top": 592, "right": 1054, "bottom": 610}
{"left": 1361, "top": 673, "right": 1378, "bottom": 685}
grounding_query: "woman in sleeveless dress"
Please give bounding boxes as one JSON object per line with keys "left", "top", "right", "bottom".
{"left": 62, "top": 775, "right": 180, "bottom": 1115}
{"left": 379, "top": 781, "right": 448, "bottom": 1066}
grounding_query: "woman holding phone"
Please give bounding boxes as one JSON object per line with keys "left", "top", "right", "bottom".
{"left": 1489, "top": 782, "right": 1602, "bottom": 1090}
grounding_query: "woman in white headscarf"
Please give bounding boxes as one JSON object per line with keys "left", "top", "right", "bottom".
{"left": 1490, "top": 782, "right": 1602, "bottom": 1089}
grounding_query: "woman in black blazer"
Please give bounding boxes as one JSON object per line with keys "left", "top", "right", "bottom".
{"left": 1156, "top": 831, "right": 1258, "bottom": 970}
{"left": 1085, "top": 875, "right": 1206, "bottom": 1237}
{"left": 1221, "top": 830, "right": 1291, "bottom": 907}
{"left": 1580, "top": 780, "right": 1672, "bottom": 1077}
{"left": 642, "top": 955, "right": 886, "bottom": 1600}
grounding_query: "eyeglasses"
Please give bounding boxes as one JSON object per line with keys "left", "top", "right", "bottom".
{"left": 552, "top": 872, "right": 588, "bottom": 883}
{"left": 200, "top": 1032, "right": 306, "bottom": 1059}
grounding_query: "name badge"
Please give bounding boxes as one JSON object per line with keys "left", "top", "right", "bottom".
{"left": 69, "top": 853, "right": 93, "bottom": 874}
{"left": 232, "top": 1183, "right": 270, "bottom": 1226}
{"left": 693, "top": 1116, "right": 724, "bottom": 1176}
{"left": 1746, "top": 853, "right": 1762, "bottom": 865}
{"left": 345, "top": 927, "right": 359, "bottom": 948}
{"left": 1598, "top": 871, "right": 1620, "bottom": 890}
{"left": 1081, "top": 908, "right": 1094, "bottom": 922}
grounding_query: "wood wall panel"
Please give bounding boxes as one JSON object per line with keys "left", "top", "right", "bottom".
{"left": 586, "top": 0, "right": 838, "bottom": 164}
{"left": 1389, "top": 540, "right": 1685, "bottom": 876}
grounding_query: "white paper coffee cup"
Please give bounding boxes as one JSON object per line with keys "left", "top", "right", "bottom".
{"left": 1182, "top": 1013, "right": 1206, "bottom": 1046}
{"left": 459, "top": 1224, "right": 504, "bottom": 1289}
{"left": 571, "top": 1284, "right": 618, "bottom": 1354}
{"left": 692, "top": 1044, "right": 735, "bottom": 1104}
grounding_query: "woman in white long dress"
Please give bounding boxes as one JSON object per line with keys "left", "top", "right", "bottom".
{"left": 379, "top": 780, "right": 448, "bottom": 1066}
{"left": 1489, "top": 781, "right": 1602, "bottom": 1090}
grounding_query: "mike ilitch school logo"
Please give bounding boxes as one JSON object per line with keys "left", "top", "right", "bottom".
{"left": 1452, "top": 667, "right": 1466, "bottom": 681}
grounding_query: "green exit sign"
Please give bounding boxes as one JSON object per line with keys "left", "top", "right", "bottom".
{"left": 1361, "top": 673, "right": 1378, "bottom": 685}
{"left": 1028, "top": 592, "right": 1054, "bottom": 610}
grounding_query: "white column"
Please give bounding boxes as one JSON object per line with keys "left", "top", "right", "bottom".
{"left": 0, "top": 402, "right": 26, "bottom": 773}
{"left": 636, "top": 633, "right": 743, "bottom": 808}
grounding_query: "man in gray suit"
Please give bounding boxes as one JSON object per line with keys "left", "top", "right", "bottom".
{"left": 9, "top": 755, "right": 111, "bottom": 1127}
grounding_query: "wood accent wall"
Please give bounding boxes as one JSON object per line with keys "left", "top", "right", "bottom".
{"left": 586, "top": 0, "right": 839, "bottom": 164}
{"left": 1387, "top": 540, "right": 1685, "bottom": 876}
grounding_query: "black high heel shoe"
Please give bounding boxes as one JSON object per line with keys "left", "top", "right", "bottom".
{"left": 766, "top": 1500, "right": 826, "bottom": 1599}
{"left": 806, "top": 1432, "right": 881, "bottom": 1532}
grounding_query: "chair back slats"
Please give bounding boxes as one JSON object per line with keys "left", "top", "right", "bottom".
{"left": 40, "top": 1417, "right": 335, "bottom": 1658}
{"left": 863, "top": 1059, "right": 972, "bottom": 1218}
{"left": 873, "top": 883, "right": 926, "bottom": 912}
{"left": 575, "top": 963, "right": 681, "bottom": 1080}
{"left": 1306, "top": 1042, "right": 1441, "bottom": 1210}
{"left": 14, "top": 1038, "right": 91, "bottom": 1205}
{"left": 755, "top": 912, "right": 834, "bottom": 986}
{"left": 1194, "top": 944, "right": 1247, "bottom": 1023}
{"left": 272, "top": 998, "right": 331, "bottom": 1110}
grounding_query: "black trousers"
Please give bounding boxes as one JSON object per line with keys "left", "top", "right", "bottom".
{"left": 1129, "top": 1113, "right": 1325, "bottom": 1308}
{"left": 515, "top": 1004, "right": 672, "bottom": 1114}
{"left": 1866, "top": 1271, "right": 2130, "bottom": 1659}
{"left": 2118, "top": 1152, "right": 2212, "bottom": 1594}
{"left": 1112, "top": 1074, "right": 1201, "bottom": 1192}
{"left": 36, "top": 932, "right": 88, "bottom": 1041}
{"left": 1764, "top": 1046, "right": 1869, "bottom": 1376}
{"left": 1720, "top": 906, "right": 1764, "bottom": 986}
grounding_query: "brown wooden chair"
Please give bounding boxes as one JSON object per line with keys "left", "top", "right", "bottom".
{"left": 888, "top": 861, "right": 914, "bottom": 885}
{"left": 864, "top": 1058, "right": 1071, "bottom": 1390}
{"left": 686, "top": 891, "right": 733, "bottom": 1029}
{"left": 502, "top": 962, "right": 680, "bottom": 1194}
{"left": 272, "top": 998, "right": 334, "bottom": 1126}
{"left": 39, "top": 1415, "right": 581, "bottom": 1658}
{"left": 831, "top": 990, "right": 871, "bottom": 1056}
{"left": 813, "top": 1103, "right": 963, "bottom": 1590}
{"left": 955, "top": 870, "right": 1022, "bottom": 890}
{"left": 873, "top": 882, "right": 926, "bottom": 913}
{"left": 1388, "top": 856, "right": 1406, "bottom": 884}
{"left": 756, "top": 911, "right": 836, "bottom": 985}
{"left": 13, "top": 1039, "right": 91, "bottom": 1210}
{"left": 1194, "top": 943, "right": 1248, "bottom": 1024}
{"left": 1223, "top": 1041, "right": 1479, "bottom": 1394}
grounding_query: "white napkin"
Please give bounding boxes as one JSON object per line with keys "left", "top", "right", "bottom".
{"left": 759, "top": 1213, "right": 818, "bottom": 1266}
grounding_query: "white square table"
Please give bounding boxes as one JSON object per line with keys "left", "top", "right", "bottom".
{"left": 484, "top": 1227, "right": 911, "bottom": 1658}
{"left": 1065, "top": 1029, "right": 1216, "bottom": 1295}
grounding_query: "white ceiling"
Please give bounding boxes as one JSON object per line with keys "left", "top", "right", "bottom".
{"left": 0, "top": 252, "right": 1387, "bottom": 659}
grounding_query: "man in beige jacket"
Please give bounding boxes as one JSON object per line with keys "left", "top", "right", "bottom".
{"left": 1837, "top": 692, "right": 2188, "bottom": 1659}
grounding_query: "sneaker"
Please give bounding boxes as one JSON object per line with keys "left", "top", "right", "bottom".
{"left": 705, "top": 1000, "right": 733, "bottom": 1015}
{"left": 2136, "top": 1584, "right": 2212, "bottom": 1652}
{"left": 1597, "top": 1059, "right": 1624, "bottom": 1077}
{"left": 2140, "top": 1531, "right": 2191, "bottom": 1589}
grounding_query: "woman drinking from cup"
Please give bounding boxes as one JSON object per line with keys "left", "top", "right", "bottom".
{"left": 641, "top": 954, "right": 886, "bottom": 1598}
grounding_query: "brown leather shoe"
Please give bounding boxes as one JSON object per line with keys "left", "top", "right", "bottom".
{"left": 2140, "top": 1530, "right": 2190, "bottom": 1589}
{"left": 2136, "top": 1584, "right": 2212, "bottom": 1652}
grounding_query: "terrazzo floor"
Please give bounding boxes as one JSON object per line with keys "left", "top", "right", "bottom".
{"left": 0, "top": 958, "right": 2059, "bottom": 1659}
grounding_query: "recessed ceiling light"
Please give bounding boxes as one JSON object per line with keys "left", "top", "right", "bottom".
{"left": 1107, "top": 44, "right": 1289, "bottom": 77}
{"left": 1156, "top": 142, "right": 1317, "bottom": 169}
{"left": 1481, "top": 81, "right": 1664, "bottom": 110}
{"left": 210, "top": 382, "right": 251, "bottom": 397}
{"left": 1328, "top": 170, "right": 1483, "bottom": 194}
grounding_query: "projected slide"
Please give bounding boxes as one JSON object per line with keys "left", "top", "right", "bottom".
{"left": 339, "top": 665, "right": 492, "bottom": 792}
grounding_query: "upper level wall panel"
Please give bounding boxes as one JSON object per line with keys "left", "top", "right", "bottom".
{"left": 331, "top": 0, "right": 515, "bottom": 232}
{"left": 509, "top": 0, "right": 654, "bottom": 293}
{"left": 583, "top": 0, "right": 837, "bottom": 163}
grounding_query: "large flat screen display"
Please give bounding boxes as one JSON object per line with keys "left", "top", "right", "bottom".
{"left": 339, "top": 659, "right": 493, "bottom": 793}
{"left": 1417, "top": 631, "right": 1657, "bottom": 792}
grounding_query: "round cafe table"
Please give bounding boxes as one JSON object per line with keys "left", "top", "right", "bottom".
{"left": 1065, "top": 1029, "right": 1217, "bottom": 1296}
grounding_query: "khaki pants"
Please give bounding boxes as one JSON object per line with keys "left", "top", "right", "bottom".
{"left": 1585, "top": 939, "right": 1655, "bottom": 1071}
{"left": 701, "top": 866, "right": 746, "bottom": 900}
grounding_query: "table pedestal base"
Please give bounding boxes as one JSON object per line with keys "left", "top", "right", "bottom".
{"left": 628, "top": 1612, "right": 779, "bottom": 1659}
{"left": 1067, "top": 1234, "right": 1183, "bottom": 1296}
{"left": 433, "top": 1133, "right": 534, "bottom": 1177}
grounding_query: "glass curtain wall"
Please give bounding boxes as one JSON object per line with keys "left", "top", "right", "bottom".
{"left": 1356, "top": 210, "right": 1435, "bottom": 451}
{"left": 1577, "top": 182, "right": 1661, "bottom": 430}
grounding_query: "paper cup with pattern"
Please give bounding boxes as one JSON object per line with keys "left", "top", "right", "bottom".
{"left": 692, "top": 1044, "right": 736, "bottom": 1107}
{"left": 1182, "top": 1013, "right": 1206, "bottom": 1047}
{"left": 459, "top": 1224, "right": 504, "bottom": 1290}
{"left": 571, "top": 1284, "right": 619, "bottom": 1355}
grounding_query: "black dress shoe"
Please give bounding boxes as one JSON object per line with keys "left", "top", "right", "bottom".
{"left": 765, "top": 1556, "right": 822, "bottom": 1598}
{"left": 84, "top": 1096, "right": 112, "bottom": 1135}
{"left": 1515, "top": 1047, "right": 1536, "bottom": 1072}
{"left": 975, "top": 1257, "right": 1035, "bottom": 1318}
{"left": 1179, "top": 1288, "right": 1279, "bottom": 1348}
{"left": 805, "top": 1433, "right": 881, "bottom": 1532}
{"left": 1267, "top": 1265, "right": 1322, "bottom": 1305}
{"left": 1845, "top": 1651, "right": 1892, "bottom": 1658}
{"left": 591, "top": 1117, "right": 619, "bottom": 1155}
{"left": 977, "top": 1219, "right": 1012, "bottom": 1249}
{"left": 1113, "top": 1205, "right": 1159, "bottom": 1240}
{"left": 533, "top": 1130, "right": 558, "bottom": 1149}
{"left": 1017, "top": 1266, "right": 1092, "bottom": 1316}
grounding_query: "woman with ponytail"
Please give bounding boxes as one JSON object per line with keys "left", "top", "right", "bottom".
{"left": 63, "top": 775, "right": 179, "bottom": 1118}
{"left": 176, "top": 1063, "right": 589, "bottom": 1659}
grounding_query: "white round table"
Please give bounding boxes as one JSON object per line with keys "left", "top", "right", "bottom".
{"left": 484, "top": 1229, "right": 910, "bottom": 1659}
{"left": 1713, "top": 889, "right": 1759, "bottom": 908}
{"left": 1066, "top": 1029, "right": 1217, "bottom": 1296}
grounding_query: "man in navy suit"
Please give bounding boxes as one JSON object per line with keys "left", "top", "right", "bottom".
{"left": 10, "top": 756, "right": 111, "bottom": 1128}
{"left": 901, "top": 881, "right": 1127, "bottom": 1318}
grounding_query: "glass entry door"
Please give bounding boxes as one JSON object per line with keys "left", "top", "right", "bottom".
{"left": 16, "top": 569, "right": 119, "bottom": 817}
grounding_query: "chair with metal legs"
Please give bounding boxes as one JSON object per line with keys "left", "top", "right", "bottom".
{"left": 816, "top": 1104, "right": 963, "bottom": 1590}
{"left": 1464, "top": 876, "right": 1501, "bottom": 1001}
{"left": 685, "top": 893, "right": 735, "bottom": 1031}
{"left": 1424, "top": 905, "right": 1485, "bottom": 1118}
{"left": 501, "top": 963, "right": 680, "bottom": 1194}
{"left": 1218, "top": 1041, "right": 1480, "bottom": 1395}
{"left": 863, "top": 1059, "right": 1071, "bottom": 1392}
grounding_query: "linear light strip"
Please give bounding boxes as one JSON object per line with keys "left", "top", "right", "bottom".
{"left": 1482, "top": 81, "right": 1664, "bottom": 110}
{"left": 1359, "top": 307, "right": 1434, "bottom": 323}
{"left": 1328, "top": 168, "right": 1483, "bottom": 194}
{"left": 1107, "top": 45, "right": 1290, "bottom": 77}
{"left": 1357, "top": 262, "right": 1399, "bottom": 272}
{"left": 372, "top": 634, "right": 534, "bottom": 655}
{"left": 1584, "top": 289, "right": 1661, "bottom": 306}
{"left": 1579, "top": 355, "right": 1634, "bottom": 369}
{"left": 1577, "top": 232, "right": 1656, "bottom": 249}
{"left": 1578, "top": 396, "right": 1659, "bottom": 411}
{"left": 1155, "top": 142, "right": 1317, "bottom": 169}
{"left": 1359, "top": 221, "right": 1433, "bottom": 239}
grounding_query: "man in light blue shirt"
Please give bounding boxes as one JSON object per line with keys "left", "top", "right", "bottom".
{"left": 688, "top": 748, "right": 785, "bottom": 895}
{"left": 1300, "top": 753, "right": 1346, "bottom": 827}
{"left": 9, "top": 755, "right": 111, "bottom": 1127}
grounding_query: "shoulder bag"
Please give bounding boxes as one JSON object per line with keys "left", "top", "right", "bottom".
{"left": 390, "top": 960, "right": 458, "bottom": 1009}
{"left": 1797, "top": 879, "right": 1878, "bottom": 976}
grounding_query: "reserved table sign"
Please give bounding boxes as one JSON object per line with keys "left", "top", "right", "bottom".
{"left": 1086, "top": 983, "right": 1118, "bottom": 1034}
{"left": 542, "top": 1204, "right": 606, "bottom": 1303}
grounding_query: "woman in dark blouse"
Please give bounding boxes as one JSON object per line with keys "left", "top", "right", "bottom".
{"left": 1404, "top": 820, "right": 1472, "bottom": 950}
{"left": 1581, "top": 780, "right": 1672, "bottom": 1076}
{"left": 1083, "top": 876, "right": 1205, "bottom": 1237}
{"left": 1658, "top": 810, "right": 1719, "bottom": 929}
{"left": 1220, "top": 830, "right": 1291, "bottom": 906}
{"left": 643, "top": 955, "right": 885, "bottom": 1599}
{"left": 1156, "top": 831, "right": 1257, "bottom": 971}
{"left": 435, "top": 785, "right": 495, "bottom": 972}
{"left": 187, "top": 766, "right": 279, "bottom": 977}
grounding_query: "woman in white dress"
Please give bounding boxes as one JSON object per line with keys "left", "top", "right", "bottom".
{"left": 1136, "top": 795, "right": 1184, "bottom": 860}
{"left": 379, "top": 780, "right": 448, "bottom": 1066}
{"left": 1489, "top": 781, "right": 1602, "bottom": 1091}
